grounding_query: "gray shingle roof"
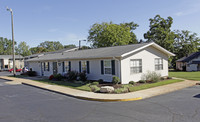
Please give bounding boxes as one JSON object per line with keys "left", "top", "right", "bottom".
{"left": 176, "top": 52, "right": 200, "bottom": 62}
{"left": 27, "top": 42, "right": 172, "bottom": 62}
{"left": 25, "top": 47, "right": 78, "bottom": 59}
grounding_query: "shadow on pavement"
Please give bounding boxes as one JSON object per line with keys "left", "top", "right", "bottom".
{"left": 193, "top": 94, "right": 200, "bottom": 98}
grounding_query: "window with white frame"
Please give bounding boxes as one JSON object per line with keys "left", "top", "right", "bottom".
{"left": 155, "top": 58, "right": 163, "bottom": 70}
{"left": 64, "top": 61, "right": 69, "bottom": 72}
{"left": 130, "top": 59, "right": 142, "bottom": 74}
{"left": 104, "top": 60, "right": 112, "bottom": 74}
{"left": 45, "top": 62, "right": 49, "bottom": 71}
{"left": 82, "top": 61, "right": 87, "bottom": 72}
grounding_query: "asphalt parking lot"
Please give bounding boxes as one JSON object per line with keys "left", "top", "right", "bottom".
{"left": 0, "top": 77, "right": 200, "bottom": 122}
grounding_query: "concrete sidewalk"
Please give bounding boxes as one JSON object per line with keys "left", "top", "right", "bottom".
{"left": 1, "top": 76, "right": 200, "bottom": 102}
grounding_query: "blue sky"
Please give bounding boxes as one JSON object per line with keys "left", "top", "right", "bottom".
{"left": 0, "top": 0, "right": 200, "bottom": 47}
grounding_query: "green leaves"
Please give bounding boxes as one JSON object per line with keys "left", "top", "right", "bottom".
{"left": 88, "top": 21, "right": 139, "bottom": 48}
{"left": 15, "top": 41, "right": 31, "bottom": 56}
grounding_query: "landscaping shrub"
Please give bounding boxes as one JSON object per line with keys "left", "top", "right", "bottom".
{"left": 91, "top": 81, "right": 99, "bottom": 85}
{"left": 65, "top": 71, "right": 78, "bottom": 81}
{"left": 114, "top": 87, "right": 129, "bottom": 93}
{"left": 161, "top": 77, "right": 165, "bottom": 80}
{"left": 141, "top": 71, "right": 161, "bottom": 83}
{"left": 129, "top": 81, "right": 135, "bottom": 85}
{"left": 90, "top": 85, "right": 100, "bottom": 92}
{"left": 53, "top": 73, "right": 63, "bottom": 81}
{"left": 79, "top": 71, "right": 87, "bottom": 82}
{"left": 167, "top": 76, "right": 172, "bottom": 79}
{"left": 49, "top": 75, "right": 54, "bottom": 80}
{"left": 27, "top": 71, "right": 37, "bottom": 76}
{"left": 138, "top": 80, "right": 146, "bottom": 83}
{"left": 112, "top": 76, "right": 120, "bottom": 84}
{"left": 98, "top": 79, "right": 104, "bottom": 84}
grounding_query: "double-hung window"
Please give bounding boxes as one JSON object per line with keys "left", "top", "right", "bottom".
{"left": 81, "top": 61, "right": 87, "bottom": 72}
{"left": 64, "top": 61, "right": 69, "bottom": 72}
{"left": 130, "top": 59, "right": 142, "bottom": 74}
{"left": 104, "top": 60, "right": 112, "bottom": 75}
{"left": 44, "top": 62, "right": 49, "bottom": 71}
{"left": 155, "top": 58, "right": 163, "bottom": 70}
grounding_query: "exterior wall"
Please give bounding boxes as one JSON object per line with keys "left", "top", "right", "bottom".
{"left": 176, "top": 62, "right": 186, "bottom": 71}
{"left": 28, "top": 59, "right": 120, "bottom": 82}
{"left": 186, "top": 64, "right": 197, "bottom": 71}
{"left": 121, "top": 46, "right": 169, "bottom": 84}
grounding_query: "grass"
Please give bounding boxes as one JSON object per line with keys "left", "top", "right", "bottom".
{"left": 12, "top": 75, "right": 183, "bottom": 93}
{"left": 169, "top": 71, "right": 200, "bottom": 81}
{"left": 129, "top": 79, "right": 183, "bottom": 92}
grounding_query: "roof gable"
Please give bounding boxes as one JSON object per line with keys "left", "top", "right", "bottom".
{"left": 177, "top": 52, "right": 200, "bottom": 62}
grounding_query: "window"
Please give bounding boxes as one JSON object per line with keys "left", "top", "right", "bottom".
{"left": 104, "top": 60, "right": 112, "bottom": 74}
{"left": 130, "top": 59, "right": 142, "bottom": 74}
{"left": 44, "top": 62, "right": 49, "bottom": 71}
{"left": 82, "top": 61, "right": 87, "bottom": 72}
{"left": 64, "top": 61, "right": 69, "bottom": 72}
{"left": 155, "top": 58, "right": 163, "bottom": 70}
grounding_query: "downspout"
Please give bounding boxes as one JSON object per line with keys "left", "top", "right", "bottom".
{"left": 113, "top": 57, "right": 121, "bottom": 83}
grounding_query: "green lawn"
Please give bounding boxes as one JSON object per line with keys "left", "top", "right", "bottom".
{"left": 129, "top": 79, "right": 183, "bottom": 92}
{"left": 169, "top": 71, "right": 200, "bottom": 81}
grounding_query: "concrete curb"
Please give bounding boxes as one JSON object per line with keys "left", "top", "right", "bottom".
{"left": 22, "top": 82, "right": 142, "bottom": 102}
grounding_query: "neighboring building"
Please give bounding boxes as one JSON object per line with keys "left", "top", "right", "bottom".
{"left": 0, "top": 55, "right": 24, "bottom": 70}
{"left": 27, "top": 42, "right": 175, "bottom": 84}
{"left": 176, "top": 52, "right": 200, "bottom": 71}
{"left": 24, "top": 47, "right": 78, "bottom": 68}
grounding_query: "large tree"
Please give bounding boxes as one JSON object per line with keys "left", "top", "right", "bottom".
{"left": 29, "top": 47, "right": 48, "bottom": 54}
{"left": 15, "top": 41, "right": 31, "bottom": 56}
{"left": 0, "top": 37, "right": 16, "bottom": 55}
{"left": 88, "top": 21, "right": 139, "bottom": 48}
{"left": 144, "top": 15, "right": 175, "bottom": 52}
{"left": 38, "top": 41, "right": 64, "bottom": 52}
{"left": 174, "top": 30, "right": 200, "bottom": 59}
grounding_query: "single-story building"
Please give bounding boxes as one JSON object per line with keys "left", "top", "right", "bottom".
{"left": 0, "top": 55, "right": 24, "bottom": 70}
{"left": 24, "top": 47, "right": 78, "bottom": 67}
{"left": 176, "top": 52, "right": 200, "bottom": 71}
{"left": 27, "top": 42, "right": 175, "bottom": 84}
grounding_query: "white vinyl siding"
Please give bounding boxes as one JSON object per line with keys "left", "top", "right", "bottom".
{"left": 130, "top": 59, "right": 142, "bottom": 74}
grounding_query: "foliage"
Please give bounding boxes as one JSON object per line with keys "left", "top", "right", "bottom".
{"left": 0, "top": 37, "right": 16, "bottom": 55}
{"left": 144, "top": 15, "right": 175, "bottom": 53}
{"left": 78, "top": 71, "right": 87, "bottom": 82}
{"left": 129, "top": 81, "right": 135, "bottom": 85}
{"left": 65, "top": 71, "right": 78, "bottom": 81}
{"left": 88, "top": 21, "right": 139, "bottom": 48}
{"left": 30, "top": 47, "right": 48, "bottom": 54}
{"left": 141, "top": 71, "right": 161, "bottom": 83}
{"left": 49, "top": 75, "right": 54, "bottom": 80}
{"left": 27, "top": 71, "right": 37, "bottom": 76}
{"left": 129, "top": 79, "right": 183, "bottom": 92}
{"left": 98, "top": 79, "right": 104, "bottom": 84}
{"left": 38, "top": 41, "right": 64, "bottom": 52}
{"left": 15, "top": 41, "right": 31, "bottom": 56}
{"left": 167, "top": 77, "right": 172, "bottom": 79}
{"left": 90, "top": 85, "right": 100, "bottom": 92}
{"left": 138, "top": 80, "right": 146, "bottom": 83}
{"left": 112, "top": 76, "right": 120, "bottom": 84}
{"left": 91, "top": 82, "right": 99, "bottom": 85}
{"left": 114, "top": 86, "right": 129, "bottom": 94}
{"left": 64, "top": 44, "right": 76, "bottom": 48}
{"left": 53, "top": 73, "right": 64, "bottom": 81}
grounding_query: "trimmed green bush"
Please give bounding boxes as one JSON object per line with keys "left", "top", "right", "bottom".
{"left": 98, "top": 79, "right": 104, "bottom": 84}
{"left": 90, "top": 85, "right": 100, "bottom": 92}
{"left": 65, "top": 71, "right": 78, "bottom": 81}
{"left": 91, "top": 82, "right": 99, "bottom": 85}
{"left": 129, "top": 81, "right": 135, "bottom": 85}
{"left": 138, "top": 80, "right": 146, "bottom": 83}
{"left": 112, "top": 76, "right": 120, "bottom": 84}
{"left": 53, "top": 73, "right": 64, "bottom": 81}
{"left": 79, "top": 71, "right": 87, "bottom": 82}
{"left": 27, "top": 71, "right": 37, "bottom": 76}
{"left": 141, "top": 71, "right": 161, "bottom": 83}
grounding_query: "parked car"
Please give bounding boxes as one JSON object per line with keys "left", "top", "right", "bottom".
{"left": 9, "top": 68, "right": 22, "bottom": 73}
{"left": 22, "top": 67, "right": 28, "bottom": 73}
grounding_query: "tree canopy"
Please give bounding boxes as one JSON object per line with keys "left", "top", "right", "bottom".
{"left": 15, "top": 41, "right": 31, "bottom": 56}
{"left": 0, "top": 37, "right": 16, "bottom": 55}
{"left": 144, "top": 15, "right": 175, "bottom": 52}
{"left": 38, "top": 41, "right": 64, "bottom": 52}
{"left": 88, "top": 21, "right": 139, "bottom": 48}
